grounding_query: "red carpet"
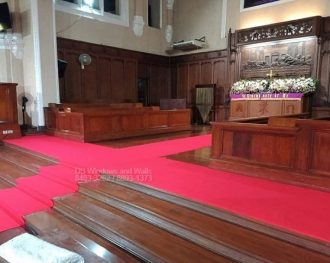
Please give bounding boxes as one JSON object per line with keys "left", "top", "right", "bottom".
{"left": 2, "top": 134, "right": 330, "bottom": 243}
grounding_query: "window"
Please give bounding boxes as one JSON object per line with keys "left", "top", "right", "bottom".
{"left": 240, "top": 0, "right": 294, "bottom": 11}
{"left": 56, "top": 0, "right": 128, "bottom": 26}
{"left": 244, "top": 0, "right": 279, "bottom": 9}
{"left": 104, "top": 0, "right": 120, "bottom": 15}
{"left": 148, "top": 0, "right": 161, "bottom": 29}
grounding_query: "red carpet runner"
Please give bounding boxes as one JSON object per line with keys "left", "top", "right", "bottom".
{"left": 1, "top": 134, "right": 330, "bottom": 243}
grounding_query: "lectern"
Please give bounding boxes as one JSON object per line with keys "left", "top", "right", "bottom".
{"left": 0, "top": 83, "right": 21, "bottom": 140}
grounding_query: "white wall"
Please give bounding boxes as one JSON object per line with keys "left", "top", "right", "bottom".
{"left": 18, "top": 0, "right": 58, "bottom": 126}
{"left": 173, "top": 0, "right": 226, "bottom": 54}
{"left": 228, "top": 0, "right": 330, "bottom": 30}
{"left": 55, "top": 0, "right": 170, "bottom": 55}
{"left": 20, "top": 0, "right": 38, "bottom": 126}
{"left": 172, "top": 0, "right": 330, "bottom": 55}
{"left": 0, "top": 0, "right": 24, "bottom": 123}
{"left": 38, "top": 0, "right": 59, "bottom": 107}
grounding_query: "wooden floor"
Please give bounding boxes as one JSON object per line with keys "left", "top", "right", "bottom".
{"left": 96, "top": 125, "right": 210, "bottom": 148}
{"left": 0, "top": 178, "right": 326, "bottom": 262}
{"left": 0, "top": 144, "right": 57, "bottom": 189}
{"left": 1, "top": 131, "right": 330, "bottom": 262}
{"left": 168, "top": 147, "right": 330, "bottom": 192}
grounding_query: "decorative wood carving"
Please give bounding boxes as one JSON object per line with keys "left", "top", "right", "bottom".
{"left": 240, "top": 37, "right": 316, "bottom": 78}
{"left": 235, "top": 16, "right": 321, "bottom": 46}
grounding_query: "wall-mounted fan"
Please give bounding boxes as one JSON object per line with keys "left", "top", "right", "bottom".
{"left": 17, "top": 92, "right": 33, "bottom": 131}
{"left": 79, "top": 54, "right": 92, "bottom": 69}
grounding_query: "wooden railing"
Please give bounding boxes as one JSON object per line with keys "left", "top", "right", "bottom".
{"left": 211, "top": 117, "right": 330, "bottom": 178}
{"left": 44, "top": 104, "right": 191, "bottom": 142}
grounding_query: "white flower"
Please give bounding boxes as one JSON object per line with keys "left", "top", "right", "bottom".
{"left": 231, "top": 77, "right": 316, "bottom": 94}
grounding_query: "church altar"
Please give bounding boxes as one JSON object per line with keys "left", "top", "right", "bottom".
{"left": 230, "top": 92, "right": 311, "bottom": 119}
{"left": 229, "top": 75, "right": 316, "bottom": 119}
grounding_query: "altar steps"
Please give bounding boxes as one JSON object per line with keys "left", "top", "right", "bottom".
{"left": 54, "top": 192, "right": 232, "bottom": 263}
{"left": 0, "top": 145, "right": 56, "bottom": 188}
{"left": 1, "top": 176, "right": 329, "bottom": 262}
{"left": 24, "top": 210, "right": 138, "bottom": 263}
{"left": 77, "top": 179, "right": 330, "bottom": 263}
{"left": 42, "top": 178, "right": 328, "bottom": 262}
{"left": 0, "top": 144, "right": 56, "bottom": 172}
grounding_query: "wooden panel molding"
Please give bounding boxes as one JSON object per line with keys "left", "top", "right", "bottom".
{"left": 211, "top": 118, "right": 330, "bottom": 179}
{"left": 57, "top": 38, "right": 170, "bottom": 105}
{"left": 44, "top": 103, "right": 191, "bottom": 142}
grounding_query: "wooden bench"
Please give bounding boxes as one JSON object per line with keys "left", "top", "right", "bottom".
{"left": 44, "top": 103, "right": 191, "bottom": 142}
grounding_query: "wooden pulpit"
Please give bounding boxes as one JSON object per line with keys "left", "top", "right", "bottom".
{"left": 0, "top": 83, "right": 21, "bottom": 140}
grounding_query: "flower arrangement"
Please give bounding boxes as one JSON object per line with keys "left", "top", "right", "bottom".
{"left": 231, "top": 77, "right": 317, "bottom": 94}
{"left": 231, "top": 79, "right": 268, "bottom": 94}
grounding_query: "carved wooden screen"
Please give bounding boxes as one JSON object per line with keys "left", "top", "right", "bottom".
{"left": 233, "top": 16, "right": 321, "bottom": 79}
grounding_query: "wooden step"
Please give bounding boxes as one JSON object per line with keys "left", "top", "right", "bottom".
{"left": 0, "top": 228, "right": 26, "bottom": 244}
{"left": 0, "top": 176, "right": 13, "bottom": 189}
{"left": 85, "top": 177, "right": 330, "bottom": 263}
{"left": 0, "top": 159, "right": 35, "bottom": 188}
{"left": 0, "top": 145, "right": 56, "bottom": 173}
{"left": 80, "top": 182, "right": 272, "bottom": 263}
{"left": 25, "top": 210, "right": 138, "bottom": 263}
{"left": 54, "top": 193, "right": 237, "bottom": 263}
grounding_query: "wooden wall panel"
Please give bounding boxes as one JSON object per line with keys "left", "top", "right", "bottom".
{"left": 173, "top": 55, "right": 230, "bottom": 103}
{"left": 213, "top": 59, "right": 228, "bottom": 104}
{"left": 57, "top": 38, "right": 170, "bottom": 105}
{"left": 124, "top": 60, "right": 138, "bottom": 102}
{"left": 200, "top": 61, "right": 213, "bottom": 84}
{"left": 188, "top": 63, "right": 200, "bottom": 105}
{"left": 97, "top": 57, "right": 111, "bottom": 101}
{"left": 63, "top": 52, "right": 82, "bottom": 102}
{"left": 82, "top": 54, "right": 98, "bottom": 101}
{"left": 110, "top": 58, "right": 125, "bottom": 102}
{"left": 149, "top": 64, "right": 170, "bottom": 105}
{"left": 177, "top": 64, "right": 189, "bottom": 99}
{"left": 213, "top": 59, "right": 227, "bottom": 87}
{"left": 311, "top": 131, "right": 330, "bottom": 173}
{"left": 58, "top": 51, "right": 66, "bottom": 102}
{"left": 319, "top": 39, "right": 330, "bottom": 105}
{"left": 172, "top": 53, "right": 230, "bottom": 121}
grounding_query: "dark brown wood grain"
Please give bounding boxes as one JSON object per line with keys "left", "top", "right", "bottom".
{"left": 54, "top": 193, "right": 233, "bottom": 263}
{"left": 44, "top": 104, "right": 191, "bottom": 142}
{"left": 25, "top": 210, "right": 138, "bottom": 263}
{"left": 57, "top": 38, "right": 170, "bottom": 105}
{"left": 210, "top": 118, "right": 330, "bottom": 183}
{"left": 0, "top": 83, "right": 21, "bottom": 140}
{"left": 0, "top": 144, "right": 57, "bottom": 188}
{"left": 78, "top": 179, "right": 330, "bottom": 263}
{"left": 101, "top": 176, "right": 330, "bottom": 257}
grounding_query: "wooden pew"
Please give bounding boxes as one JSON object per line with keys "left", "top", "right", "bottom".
{"left": 211, "top": 117, "right": 330, "bottom": 179}
{"left": 44, "top": 103, "right": 191, "bottom": 142}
